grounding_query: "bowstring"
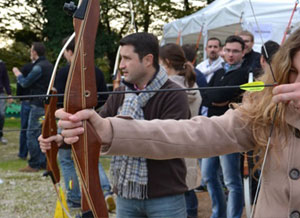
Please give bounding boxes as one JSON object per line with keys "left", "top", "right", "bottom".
{"left": 248, "top": 0, "right": 279, "bottom": 217}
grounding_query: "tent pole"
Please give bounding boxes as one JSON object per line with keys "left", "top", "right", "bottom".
{"left": 203, "top": 33, "right": 208, "bottom": 60}
{"left": 281, "top": 0, "right": 299, "bottom": 44}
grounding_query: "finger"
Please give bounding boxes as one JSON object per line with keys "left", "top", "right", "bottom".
{"left": 55, "top": 108, "right": 73, "bottom": 120}
{"left": 272, "top": 92, "right": 297, "bottom": 103}
{"left": 57, "top": 119, "right": 83, "bottom": 130}
{"left": 68, "top": 109, "right": 95, "bottom": 122}
{"left": 273, "top": 83, "right": 295, "bottom": 95}
{"left": 38, "top": 135, "right": 59, "bottom": 143}
{"left": 40, "top": 143, "right": 51, "bottom": 153}
{"left": 61, "top": 127, "right": 84, "bottom": 138}
{"left": 41, "top": 147, "right": 47, "bottom": 153}
{"left": 64, "top": 136, "right": 80, "bottom": 144}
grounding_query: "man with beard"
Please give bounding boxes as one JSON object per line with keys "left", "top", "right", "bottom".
{"left": 196, "top": 37, "right": 224, "bottom": 83}
{"left": 195, "top": 38, "right": 224, "bottom": 193}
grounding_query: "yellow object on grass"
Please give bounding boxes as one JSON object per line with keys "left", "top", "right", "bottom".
{"left": 54, "top": 186, "right": 70, "bottom": 218}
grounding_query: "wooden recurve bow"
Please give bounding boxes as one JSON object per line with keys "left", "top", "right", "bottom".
{"left": 63, "top": 0, "right": 108, "bottom": 217}
{"left": 42, "top": 90, "right": 59, "bottom": 186}
{"left": 42, "top": 89, "right": 72, "bottom": 218}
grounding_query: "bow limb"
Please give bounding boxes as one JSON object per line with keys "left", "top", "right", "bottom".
{"left": 46, "top": 33, "right": 75, "bottom": 97}
{"left": 42, "top": 90, "right": 60, "bottom": 185}
{"left": 40, "top": 26, "right": 76, "bottom": 217}
{"left": 42, "top": 30, "right": 75, "bottom": 185}
{"left": 64, "top": 0, "right": 108, "bottom": 217}
{"left": 42, "top": 90, "right": 73, "bottom": 218}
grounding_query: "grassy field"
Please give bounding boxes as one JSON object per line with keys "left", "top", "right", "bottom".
{"left": 0, "top": 117, "right": 112, "bottom": 218}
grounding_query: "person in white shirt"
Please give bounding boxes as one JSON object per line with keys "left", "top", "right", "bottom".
{"left": 196, "top": 37, "right": 224, "bottom": 83}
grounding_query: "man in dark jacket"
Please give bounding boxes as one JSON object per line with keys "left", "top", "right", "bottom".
{"left": 13, "top": 42, "right": 53, "bottom": 172}
{"left": 201, "top": 35, "right": 248, "bottom": 218}
{"left": 239, "top": 30, "right": 261, "bottom": 77}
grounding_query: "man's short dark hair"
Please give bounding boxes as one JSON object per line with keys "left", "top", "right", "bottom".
{"left": 181, "top": 44, "right": 197, "bottom": 62}
{"left": 207, "top": 37, "right": 222, "bottom": 47}
{"left": 261, "top": 40, "right": 280, "bottom": 63}
{"left": 62, "top": 36, "right": 75, "bottom": 53}
{"left": 225, "top": 35, "right": 245, "bottom": 50}
{"left": 32, "top": 42, "right": 46, "bottom": 57}
{"left": 120, "top": 32, "right": 159, "bottom": 71}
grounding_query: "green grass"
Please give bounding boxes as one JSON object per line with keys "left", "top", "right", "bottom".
{"left": 0, "top": 116, "right": 112, "bottom": 173}
{"left": 4, "top": 117, "right": 21, "bottom": 128}
{"left": 0, "top": 159, "right": 27, "bottom": 171}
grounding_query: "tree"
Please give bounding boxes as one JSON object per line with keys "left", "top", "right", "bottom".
{"left": 0, "top": 0, "right": 45, "bottom": 40}
{"left": 0, "top": 0, "right": 204, "bottom": 81}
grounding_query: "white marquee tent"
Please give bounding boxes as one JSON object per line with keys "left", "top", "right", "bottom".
{"left": 162, "top": 0, "right": 300, "bottom": 54}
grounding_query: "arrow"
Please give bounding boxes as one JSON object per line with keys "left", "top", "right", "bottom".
{"left": 240, "top": 81, "right": 269, "bottom": 91}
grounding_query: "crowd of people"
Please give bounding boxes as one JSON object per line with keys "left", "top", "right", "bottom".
{"left": 0, "top": 23, "right": 298, "bottom": 218}
{"left": 38, "top": 26, "right": 300, "bottom": 218}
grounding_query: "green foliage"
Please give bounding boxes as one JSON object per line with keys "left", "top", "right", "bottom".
{"left": 0, "top": 41, "right": 31, "bottom": 95}
{"left": 41, "top": 0, "right": 74, "bottom": 62}
{"left": 0, "top": 0, "right": 45, "bottom": 39}
{"left": 0, "top": 0, "right": 204, "bottom": 79}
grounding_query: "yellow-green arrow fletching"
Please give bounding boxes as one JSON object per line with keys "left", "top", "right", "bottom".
{"left": 240, "top": 81, "right": 265, "bottom": 92}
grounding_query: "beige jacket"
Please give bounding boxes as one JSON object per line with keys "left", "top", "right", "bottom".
{"left": 169, "top": 75, "right": 202, "bottom": 190}
{"left": 103, "top": 105, "right": 300, "bottom": 218}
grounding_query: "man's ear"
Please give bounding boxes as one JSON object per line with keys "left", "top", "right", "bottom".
{"left": 143, "top": 54, "right": 154, "bottom": 67}
{"left": 260, "top": 55, "right": 266, "bottom": 67}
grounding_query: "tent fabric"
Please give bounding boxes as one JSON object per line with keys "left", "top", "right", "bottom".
{"left": 162, "top": 0, "right": 300, "bottom": 52}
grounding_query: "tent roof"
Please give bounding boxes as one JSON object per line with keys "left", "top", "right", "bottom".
{"left": 163, "top": 0, "right": 300, "bottom": 46}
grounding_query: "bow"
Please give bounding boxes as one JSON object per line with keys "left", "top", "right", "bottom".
{"left": 42, "top": 89, "right": 72, "bottom": 218}
{"left": 41, "top": 33, "right": 76, "bottom": 218}
{"left": 63, "top": 0, "right": 108, "bottom": 217}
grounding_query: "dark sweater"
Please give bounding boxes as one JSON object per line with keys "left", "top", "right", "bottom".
{"left": 100, "top": 79, "right": 190, "bottom": 198}
{"left": 243, "top": 49, "right": 261, "bottom": 77}
{"left": 54, "top": 64, "right": 108, "bottom": 109}
{"left": 201, "top": 64, "right": 249, "bottom": 117}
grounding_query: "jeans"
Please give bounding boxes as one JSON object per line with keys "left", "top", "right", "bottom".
{"left": 198, "top": 158, "right": 206, "bottom": 186}
{"left": 116, "top": 194, "right": 186, "bottom": 218}
{"left": 27, "top": 104, "right": 46, "bottom": 169}
{"left": 58, "top": 148, "right": 112, "bottom": 207}
{"left": 58, "top": 149, "right": 81, "bottom": 206}
{"left": 184, "top": 190, "right": 198, "bottom": 218}
{"left": 201, "top": 153, "right": 243, "bottom": 218}
{"left": 0, "top": 94, "right": 6, "bottom": 138}
{"left": 18, "top": 101, "right": 31, "bottom": 158}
